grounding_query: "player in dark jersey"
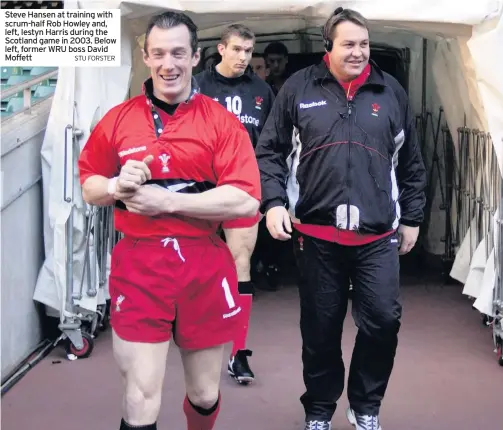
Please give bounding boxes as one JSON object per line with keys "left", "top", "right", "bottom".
{"left": 195, "top": 24, "right": 274, "bottom": 385}
{"left": 78, "top": 12, "right": 261, "bottom": 430}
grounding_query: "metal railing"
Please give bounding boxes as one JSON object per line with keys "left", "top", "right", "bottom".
{"left": 494, "top": 169, "right": 503, "bottom": 366}
{"left": 1, "top": 69, "right": 58, "bottom": 117}
{"left": 417, "top": 109, "right": 503, "bottom": 364}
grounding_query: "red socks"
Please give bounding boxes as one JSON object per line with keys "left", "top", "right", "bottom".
{"left": 232, "top": 293, "right": 253, "bottom": 356}
{"left": 183, "top": 394, "right": 221, "bottom": 430}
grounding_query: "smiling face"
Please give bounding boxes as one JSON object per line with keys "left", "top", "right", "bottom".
{"left": 143, "top": 24, "right": 200, "bottom": 104}
{"left": 328, "top": 20, "right": 370, "bottom": 82}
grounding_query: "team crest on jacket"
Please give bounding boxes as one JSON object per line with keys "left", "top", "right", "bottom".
{"left": 371, "top": 103, "right": 380, "bottom": 117}
{"left": 255, "top": 96, "right": 263, "bottom": 110}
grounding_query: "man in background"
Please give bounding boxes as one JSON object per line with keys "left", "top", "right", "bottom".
{"left": 250, "top": 52, "right": 269, "bottom": 80}
{"left": 264, "top": 41, "right": 289, "bottom": 95}
{"left": 196, "top": 24, "right": 275, "bottom": 386}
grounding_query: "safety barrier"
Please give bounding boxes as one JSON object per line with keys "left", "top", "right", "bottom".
{"left": 417, "top": 110, "right": 500, "bottom": 264}
{"left": 58, "top": 200, "right": 116, "bottom": 358}
{"left": 417, "top": 107, "right": 502, "bottom": 365}
{"left": 53, "top": 112, "right": 114, "bottom": 358}
{"left": 454, "top": 129, "right": 500, "bottom": 262}
{"left": 494, "top": 173, "right": 503, "bottom": 366}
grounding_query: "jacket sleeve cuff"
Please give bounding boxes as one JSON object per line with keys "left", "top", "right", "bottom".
{"left": 400, "top": 218, "right": 421, "bottom": 227}
{"left": 262, "top": 198, "right": 286, "bottom": 214}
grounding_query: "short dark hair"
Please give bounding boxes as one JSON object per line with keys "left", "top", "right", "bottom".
{"left": 144, "top": 11, "right": 199, "bottom": 55}
{"left": 264, "top": 42, "right": 288, "bottom": 57}
{"left": 220, "top": 24, "right": 255, "bottom": 45}
{"left": 323, "top": 8, "right": 369, "bottom": 42}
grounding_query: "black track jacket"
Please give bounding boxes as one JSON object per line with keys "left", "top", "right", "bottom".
{"left": 196, "top": 65, "right": 275, "bottom": 148}
{"left": 255, "top": 59, "right": 427, "bottom": 235}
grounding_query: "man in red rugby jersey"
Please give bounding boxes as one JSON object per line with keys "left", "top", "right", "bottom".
{"left": 78, "top": 11, "right": 260, "bottom": 430}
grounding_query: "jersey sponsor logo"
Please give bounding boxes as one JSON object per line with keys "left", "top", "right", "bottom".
{"left": 299, "top": 100, "right": 327, "bottom": 109}
{"left": 149, "top": 181, "right": 196, "bottom": 193}
{"left": 118, "top": 145, "right": 147, "bottom": 158}
{"left": 238, "top": 114, "right": 260, "bottom": 126}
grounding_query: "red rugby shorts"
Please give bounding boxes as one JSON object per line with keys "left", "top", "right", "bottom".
{"left": 109, "top": 235, "right": 241, "bottom": 349}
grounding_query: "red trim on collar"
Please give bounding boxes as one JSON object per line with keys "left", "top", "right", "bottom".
{"left": 323, "top": 53, "right": 371, "bottom": 100}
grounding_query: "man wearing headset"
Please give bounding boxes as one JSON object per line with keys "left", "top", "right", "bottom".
{"left": 255, "top": 8, "right": 426, "bottom": 430}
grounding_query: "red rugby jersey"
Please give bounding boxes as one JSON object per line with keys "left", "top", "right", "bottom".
{"left": 78, "top": 79, "right": 261, "bottom": 239}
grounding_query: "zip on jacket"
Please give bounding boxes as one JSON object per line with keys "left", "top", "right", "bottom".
{"left": 255, "top": 58, "right": 427, "bottom": 238}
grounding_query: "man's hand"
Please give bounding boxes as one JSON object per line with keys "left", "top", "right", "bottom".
{"left": 266, "top": 206, "right": 292, "bottom": 240}
{"left": 397, "top": 224, "right": 419, "bottom": 255}
{"left": 122, "top": 184, "right": 177, "bottom": 217}
{"left": 115, "top": 155, "right": 154, "bottom": 199}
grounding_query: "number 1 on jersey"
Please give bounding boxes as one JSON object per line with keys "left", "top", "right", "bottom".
{"left": 225, "top": 96, "right": 242, "bottom": 116}
{"left": 221, "top": 277, "right": 236, "bottom": 309}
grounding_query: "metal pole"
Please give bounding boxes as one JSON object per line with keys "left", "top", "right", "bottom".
{"left": 64, "top": 125, "right": 74, "bottom": 316}
{"left": 421, "top": 39, "right": 427, "bottom": 139}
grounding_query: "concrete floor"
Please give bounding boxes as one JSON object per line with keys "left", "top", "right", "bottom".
{"left": 2, "top": 275, "right": 502, "bottom": 430}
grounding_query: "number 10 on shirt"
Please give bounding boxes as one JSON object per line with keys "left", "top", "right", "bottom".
{"left": 225, "top": 96, "right": 242, "bottom": 116}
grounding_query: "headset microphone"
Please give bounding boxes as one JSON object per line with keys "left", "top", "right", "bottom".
{"left": 323, "top": 7, "right": 344, "bottom": 52}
